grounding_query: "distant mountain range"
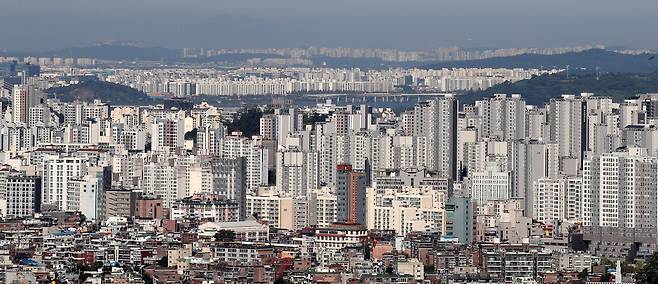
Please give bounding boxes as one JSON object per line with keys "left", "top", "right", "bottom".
{"left": 458, "top": 71, "right": 658, "bottom": 106}
{"left": 4, "top": 46, "right": 658, "bottom": 73}
{"left": 51, "top": 45, "right": 180, "bottom": 61}
{"left": 2, "top": 45, "right": 180, "bottom": 61}
{"left": 422, "top": 49, "right": 658, "bottom": 73}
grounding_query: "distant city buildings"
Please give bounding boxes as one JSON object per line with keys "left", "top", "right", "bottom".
{"left": 180, "top": 45, "right": 610, "bottom": 62}
{"left": 0, "top": 58, "right": 654, "bottom": 283}
{"left": 102, "top": 67, "right": 549, "bottom": 96}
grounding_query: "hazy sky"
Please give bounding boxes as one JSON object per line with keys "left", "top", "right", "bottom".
{"left": 2, "top": 0, "right": 658, "bottom": 51}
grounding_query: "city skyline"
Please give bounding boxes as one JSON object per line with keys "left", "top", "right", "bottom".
{"left": 3, "top": 1, "right": 658, "bottom": 283}
{"left": 3, "top": 56, "right": 658, "bottom": 282}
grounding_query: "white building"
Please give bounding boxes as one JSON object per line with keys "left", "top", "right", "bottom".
{"left": 470, "top": 162, "right": 511, "bottom": 205}
{"left": 308, "top": 188, "right": 338, "bottom": 228}
{"left": 222, "top": 134, "right": 268, "bottom": 192}
{"left": 475, "top": 94, "right": 526, "bottom": 141}
{"left": 170, "top": 196, "right": 240, "bottom": 223}
{"left": 150, "top": 118, "right": 184, "bottom": 152}
{"left": 366, "top": 186, "right": 447, "bottom": 237}
{"left": 67, "top": 175, "right": 102, "bottom": 220}
{"left": 275, "top": 150, "right": 319, "bottom": 197}
{"left": 198, "top": 220, "right": 270, "bottom": 242}
{"left": 246, "top": 188, "right": 294, "bottom": 230}
{"left": 397, "top": 258, "right": 424, "bottom": 280}
{"left": 141, "top": 159, "right": 184, "bottom": 208}
{"left": 533, "top": 176, "right": 582, "bottom": 224}
{"left": 582, "top": 149, "right": 658, "bottom": 228}
{"left": 42, "top": 156, "right": 86, "bottom": 211}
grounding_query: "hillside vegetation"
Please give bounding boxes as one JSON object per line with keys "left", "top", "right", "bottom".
{"left": 424, "top": 49, "right": 658, "bottom": 74}
{"left": 458, "top": 71, "right": 658, "bottom": 105}
{"left": 46, "top": 80, "right": 157, "bottom": 105}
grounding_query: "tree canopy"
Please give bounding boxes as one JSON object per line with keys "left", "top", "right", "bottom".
{"left": 636, "top": 253, "right": 658, "bottom": 284}
{"left": 224, "top": 108, "right": 263, "bottom": 137}
{"left": 46, "top": 80, "right": 156, "bottom": 106}
{"left": 214, "top": 230, "right": 236, "bottom": 242}
{"left": 459, "top": 71, "right": 658, "bottom": 106}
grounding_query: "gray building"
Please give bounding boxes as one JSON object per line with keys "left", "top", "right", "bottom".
{"left": 508, "top": 139, "right": 559, "bottom": 217}
{"left": 336, "top": 164, "right": 367, "bottom": 225}
{"left": 480, "top": 244, "right": 553, "bottom": 283}
{"left": 475, "top": 94, "right": 526, "bottom": 141}
{"left": 212, "top": 157, "right": 247, "bottom": 220}
{"left": 546, "top": 95, "right": 587, "bottom": 169}
{"left": 373, "top": 168, "right": 451, "bottom": 192}
{"left": 582, "top": 226, "right": 657, "bottom": 260}
{"left": 1, "top": 175, "right": 42, "bottom": 218}
{"left": 413, "top": 96, "right": 458, "bottom": 180}
{"left": 104, "top": 188, "right": 138, "bottom": 219}
{"left": 445, "top": 196, "right": 474, "bottom": 244}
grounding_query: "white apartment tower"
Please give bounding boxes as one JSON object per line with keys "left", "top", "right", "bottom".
{"left": 582, "top": 149, "right": 657, "bottom": 228}
{"left": 546, "top": 95, "right": 586, "bottom": 168}
{"left": 43, "top": 156, "right": 86, "bottom": 211}
{"left": 366, "top": 186, "right": 447, "bottom": 237}
{"left": 413, "top": 96, "right": 458, "bottom": 180}
{"left": 476, "top": 94, "right": 526, "bottom": 141}
{"left": 151, "top": 118, "right": 185, "bottom": 152}
{"left": 470, "top": 162, "right": 512, "bottom": 205}
{"left": 222, "top": 135, "right": 269, "bottom": 192}
{"left": 533, "top": 176, "right": 583, "bottom": 224}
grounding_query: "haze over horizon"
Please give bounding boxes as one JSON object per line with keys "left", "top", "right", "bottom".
{"left": 2, "top": 0, "right": 658, "bottom": 52}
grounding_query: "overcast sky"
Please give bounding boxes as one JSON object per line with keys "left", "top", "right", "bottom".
{"left": 2, "top": 0, "right": 658, "bottom": 51}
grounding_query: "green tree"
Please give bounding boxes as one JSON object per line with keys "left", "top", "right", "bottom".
{"left": 385, "top": 266, "right": 395, "bottom": 274}
{"left": 157, "top": 256, "right": 168, "bottom": 267}
{"left": 214, "top": 230, "right": 236, "bottom": 242}
{"left": 636, "top": 259, "right": 646, "bottom": 272}
{"left": 273, "top": 278, "right": 292, "bottom": 284}
{"left": 635, "top": 252, "right": 658, "bottom": 284}
{"left": 578, "top": 268, "right": 588, "bottom": 281}
{"left": 622, "top": 261, "right": 638, "bottom": 274}
{"left": 92, "top": 261, "right": 104, "bottom": 270}
{"left": 184, "top": 128, "right": 198, "bottom": 141}
{"left": 601, "top": 270, "right": 612, "bottom": 282}
{"left": 224, "top": 108, "right": 263, "bottom": 137}
{"left": 600, "top": 256, "right": 614, "bottom": 266}
{"left": 424, "top": 265, "right": 436, "bottom": 274}
{"left": 303, "top": 113, "right": 328, "bottom": 126}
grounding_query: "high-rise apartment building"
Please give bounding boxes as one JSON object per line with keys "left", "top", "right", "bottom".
{"left": 475, "top": 94, "right": 526, "bottom": 141}
{"left": 211, "top": 157, "right": 247, "bottom": 220}
{"left": 221, "top": 134, "right": 269, "bottom": 192}
{"left": 0, "top": 174, "right": 42, "bottom": 218}
{"left": 533, "top": 176, "right": 582, "bottom": 225}
{"left": 42, "top": 156, "right": 86, "bottom": 211}
{"left": 12, "top": 85, "right": 43, "bottom": 125}
{"left": 546, "top": 95, "right": 586, "bottom": 169}
{"left": 151, "top": 118, "right": 185, "bottom": 152}
{"left": 413, "top": 96, "right": 458, "bottom": 180}
{"left": 336, "top": 164, "right": 368, "bottom": 224}
{"left": 582, "top": 149, "right": 658, "bottom": 228}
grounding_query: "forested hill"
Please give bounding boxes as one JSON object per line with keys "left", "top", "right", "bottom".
{"left": 423, "top": 49, "right": 658, "bottom": 74}
{"left": 46, "top": 80, "right": 157, "bottom": 105}
{"left": 458, "top": 71, "right": 658, "bottom": 106}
